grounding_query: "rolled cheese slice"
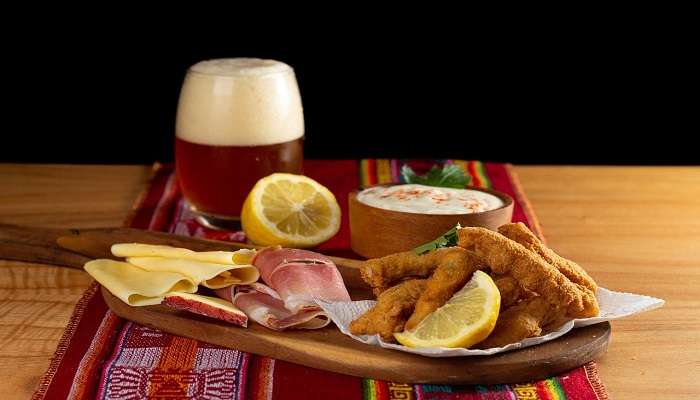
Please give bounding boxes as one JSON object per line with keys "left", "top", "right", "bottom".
{"left": 126, "top": 257, "right": 260, "bottom": 289}
{"left": 111, "top": 243, "right": 255, "bottom": 265}
{"left": 85, "top": 259, "right": 197, "bottom": 306}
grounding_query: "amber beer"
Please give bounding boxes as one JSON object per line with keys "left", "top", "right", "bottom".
{"left": 175, "top": 58, "right": 304, "bottom": 225}
{"left": 175, "top": 138, "right": 303, "bottom": 217}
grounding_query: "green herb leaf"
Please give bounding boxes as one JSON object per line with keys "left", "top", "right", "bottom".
{"left": 413, "top": 224, "right": 461, "bottom": 255}
{"left": 401, "top": 164, "right": 470, "bottom": 189}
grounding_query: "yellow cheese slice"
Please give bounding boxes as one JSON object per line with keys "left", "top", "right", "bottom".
{"left": 111, "top": 243, "right": 255, "bottom": 265}
{"left": 84, "top": 259, "right": 196, "bottom": 306}
{"left": 126, "top": 257, "right": 260, "bottom": 289}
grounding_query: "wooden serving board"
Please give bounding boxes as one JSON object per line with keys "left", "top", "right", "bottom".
{"left": 103, "top": 288, "right": 610, "bottom": 384}
{"left": 0, "top": 224, "right": 611, "bottom": 384}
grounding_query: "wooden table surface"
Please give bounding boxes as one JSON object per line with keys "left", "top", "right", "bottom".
{"left": 0, "top": 164, "right": 698, "bottom": 399}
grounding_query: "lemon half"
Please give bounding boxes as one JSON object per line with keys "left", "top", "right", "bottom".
{"left": 241, "top": 173, "right": 341, "bottom": 248}
{"left": 394, "top": 270, "right": 500, "bottom": 348}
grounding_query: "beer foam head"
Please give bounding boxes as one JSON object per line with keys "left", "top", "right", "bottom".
{"left": 176, "top": 58, "right": 304, "bottom": 146}
{"left": 189, "top": 58, "right": 292, "bottom": 77}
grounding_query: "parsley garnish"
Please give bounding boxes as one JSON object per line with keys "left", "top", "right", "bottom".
{"left": 413, "top": 224, "right": 461, "bottom": 255}
{"left": 401, "top": 164, "right": 470, "bottom": 189}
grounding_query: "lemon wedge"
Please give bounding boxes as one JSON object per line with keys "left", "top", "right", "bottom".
{"left": 241, "top": 173, "right": 341, "bottom": 248}
{"left": 394, "top": 270, "right": 500, "bottom": 348}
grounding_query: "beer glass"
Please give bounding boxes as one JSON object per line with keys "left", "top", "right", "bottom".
{"left": 175, "top": 58, "right": 304, "bottom": 229}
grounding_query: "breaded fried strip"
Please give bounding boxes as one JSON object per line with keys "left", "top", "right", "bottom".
{"left": 349, "top": 279, "right": 427, "bottom": 341}
{"left": 404, "top": 248, "right": 485, "bottom": 330}
{"left": 498, "top": 223, "right": 598, "bottom": 292}
{"left": 476, "top": 296, "right": 567, "bottom": 349}
{"left": 360, "top": 248, "right": 457, "bottom": 295}
{"left": 493, "top": 275, "right": 526, "bottom": 308}
{"left": 495, "top": 224, "right": 599, "bottom": 319}
{"left": 457, "top": 227, "right": 584, "bottom": 313}
{"left": 570, "top": 284, "right": 600, "bottom": 318}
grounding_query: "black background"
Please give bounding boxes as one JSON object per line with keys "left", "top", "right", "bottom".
{"left": 1, "top": 23, "right": 695, "bottom": 165}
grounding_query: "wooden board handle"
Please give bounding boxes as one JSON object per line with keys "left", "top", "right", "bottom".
{"left": 0, "top": 224, "right": 367, "bottom": 288}
{"left": 0, "top": 224, "right": 90, "bottom": 268}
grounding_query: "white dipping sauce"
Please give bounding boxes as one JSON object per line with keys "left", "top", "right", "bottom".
{"left": 357, "top": 184, "right": 504, "bottom": 215}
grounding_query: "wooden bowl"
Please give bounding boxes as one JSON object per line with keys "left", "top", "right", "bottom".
{"left": 349, "top": 185, "right": 514, "bottom": 258}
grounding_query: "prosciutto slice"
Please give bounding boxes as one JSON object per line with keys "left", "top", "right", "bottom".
{"left": 252, "top": 247, "right": 351, "bottom": 312}
{"left": 212, "top": 247, "right": 351, "bottom": 330}
{"left": 215, "top": 284, "right": 329, "bottom": 330}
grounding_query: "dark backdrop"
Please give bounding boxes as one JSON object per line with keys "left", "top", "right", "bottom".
{"left": 2, "top": 27, "right": 695, "bottom": 165}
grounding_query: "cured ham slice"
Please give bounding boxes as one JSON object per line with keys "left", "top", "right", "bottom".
{"left": 214, "top": 284, "right": 329, "bottom": 330}
{"left": 211, "top": 247, "right": 350, "bottom": 330}
{"left": 252, "top": 247, "right": 351, "bottom": 312}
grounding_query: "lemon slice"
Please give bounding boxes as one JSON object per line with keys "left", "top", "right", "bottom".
{"left": 241, "top": 173, "right": 341, "bottom": 248}
{"left": 394, "top": 270, "right": 500, "bottom": 348}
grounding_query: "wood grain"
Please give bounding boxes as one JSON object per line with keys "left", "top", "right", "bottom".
{"left": 0, "top": 164, "right": 150, "bottom": 228}
{"left": 0, "top": 164, "right": 150, "bottom": 400}
{"left": 0, "top": 261, "right": 93, "bottom": 398}
{"left": 0, "top": 164, "right": 698, "bottom": 398}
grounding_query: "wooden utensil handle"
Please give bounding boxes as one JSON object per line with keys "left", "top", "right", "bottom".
{"left": 0, "top": 224, "right": 367, "bottom": 288}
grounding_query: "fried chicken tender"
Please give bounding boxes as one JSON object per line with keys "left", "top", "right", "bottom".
{"left": 493, "top": 275, "right": 528, "bottom": 308}
{"left": 353, "top": 224, "right": 600, "bottom": 348}
{"left": 495, "top": 223, "right": 600, "bottom": 318}
{"left": 404, "top": 248, "right": 485, "bottom": 330}
{"left": 476, "top": 296, "right": 567, "bottom": 349}
{"left": 457, "top": 227, "right": 585, "bottom": 314}
{"left": 570, "top": 283, "right": 600, "bottom": 318}
{"left": 349, "top": 279, "right": 427, "bottom": 341}
{"left": 360, "top": 248, "right": 458, "bottom": 295}
{"left": 498, "top": 223, "right": 597, "bottom": 292}
{"left": 542, "top": 315, "right": 573, "bottom": 333}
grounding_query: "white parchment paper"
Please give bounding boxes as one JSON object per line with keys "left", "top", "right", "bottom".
{"left": 317, "top": 288, "right": 663, "bottom": 357}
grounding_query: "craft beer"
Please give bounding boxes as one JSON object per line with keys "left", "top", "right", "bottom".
{"left": 175, "top": 58, "right": 304, "bottom": 226}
